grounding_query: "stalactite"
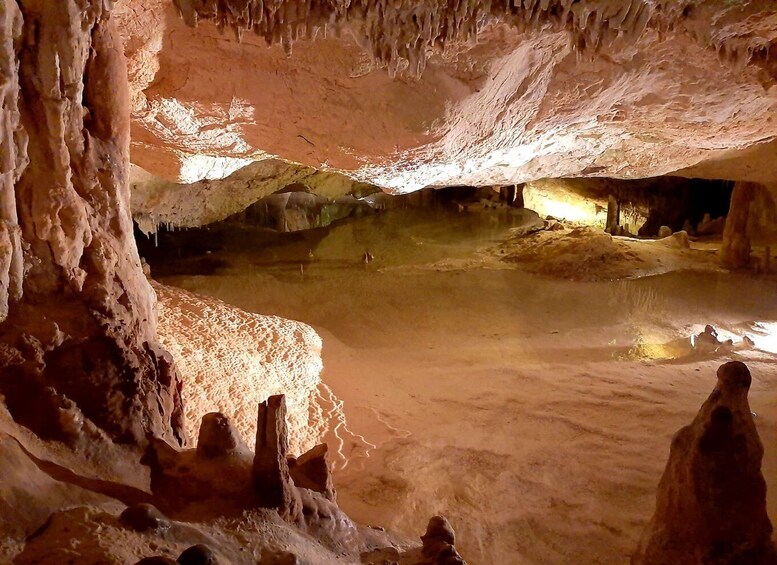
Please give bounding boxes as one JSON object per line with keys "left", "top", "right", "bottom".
{"left": 172, "top": 0, "right": 666, "bottom": 79}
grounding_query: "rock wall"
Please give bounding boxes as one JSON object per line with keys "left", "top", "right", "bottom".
{"left": 0, "top": 1, "right": 183, "bottom": 445}
{"left": 131, "top": 159, "right": 376, "bottom": 234}
{"left": 154, "top": 283, "right": 326, "bottom": 456}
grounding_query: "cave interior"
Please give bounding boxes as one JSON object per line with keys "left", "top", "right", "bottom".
{"left": 1, "top": 1, "right": 777, "bottom": 564}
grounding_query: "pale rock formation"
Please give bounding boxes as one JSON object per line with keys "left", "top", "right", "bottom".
{"left": 0, "top": 0, "right": 184, "bottom": 445}
{"left": 154, "top": 283, "right": 326, "bottom": 455}
{"left": 118, "top": 1, "right": 777, "bottom": 197}
{"left": 633, "top": 361, "right": 777, "bottom": 565}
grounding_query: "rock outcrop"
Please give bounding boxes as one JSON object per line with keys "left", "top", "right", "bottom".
{"left": 0, "top": 0, "right": 184, "bottom": 445}
{"left": 633, "top": 361, "right": 777, "bottom": 565}
{"left": 196, "top": 412, "right": 249, "bottom": 459}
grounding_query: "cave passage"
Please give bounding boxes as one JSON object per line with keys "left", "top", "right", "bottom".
{"left": 137, "top": 177, "right": 777, "bottom": 563}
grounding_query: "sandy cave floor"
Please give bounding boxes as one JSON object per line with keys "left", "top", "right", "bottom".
{"left": 151, "top": 208, "right": 777, "bottom": 564}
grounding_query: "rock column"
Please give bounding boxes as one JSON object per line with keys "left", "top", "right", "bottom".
{"left": 721, "top": 181, "right": 758, "bottom": 269}
{"left": 0, "top": 1, "right": 184, "bottom": 445}
{"left": 254, "top": 395, "right": 301, "bottom": 520}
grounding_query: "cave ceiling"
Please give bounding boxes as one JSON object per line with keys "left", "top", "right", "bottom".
{"left": 117, "top": 0, "right": 777, "bottom": 193}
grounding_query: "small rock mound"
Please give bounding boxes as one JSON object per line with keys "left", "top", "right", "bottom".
{"left": 421, "top": 516, "right": 466, "bottom": 564}
{"left": 178, "top": 544, "right": 218, "bottom": 565}
{"left": 289, "top": 443, "right": 336, "bottom": 501}
{"left": 119, "top": 503, "right": 169, "bottom": 533}
{"left": 633, "top": 361, "right": 777, "bottom": 564}
{"left": 197, "top": 412, "right": 248, "bottom": 458}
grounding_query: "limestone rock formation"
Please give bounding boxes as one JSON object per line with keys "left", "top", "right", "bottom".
{"left": 154, "top": 283, "right": 326, "bottom": 455}
{"left": 289, "top": 443, "right": 336, "bottom": 501}
{"left": 197, "top": 412, "right": 249, "bottom": 458}
{"left": 0, "top": 0, "right": 184, "bottom": 446}
{"left": 254, "top": 395, "right": 302, "bottom": 521}
{"left": 177, "top": 544, "right": 219, "bottom": 565}
{"left": 0, "top": 432, "right": 111, "bottom": 556}
{"left": 721, "top": 181, "right": 757, "bottom": 269}
{"left": 421, "top": 516, "right": 465, "bottom": 564}
{"left": 360, "top": 546, "right": 401, "bottom": 565}
{"left": 130, "top": 159, "right": 377, "bottom": 234}
{"left": 633, "top": 361, "right": 777, "bottom": 565}
{"left": 118, "top": 1, "right": 777, "bottom": 196}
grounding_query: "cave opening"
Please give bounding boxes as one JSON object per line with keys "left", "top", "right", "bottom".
{"left": 2, "top": 1, "right": 777, "bottom": 564}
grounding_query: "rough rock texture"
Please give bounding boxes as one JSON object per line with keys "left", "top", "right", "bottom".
{"left": 289, "top": 443, "right": 336, "bottom": 501}
{"left": 254, "top": 395, "right": 302, "bottom": 521}
{"left": 177, "top": 544, "right": 219, "bottom": 565}
{"left": 118, "top": 1, "right": 777, "bottom": 195}
{"left": 120, "top": 503, "right": 171, "bottom": 533}
{"left": 0, "top": 0, "right": 184, "bottom": 445}
{"left": 633, "top": 361, "right": 776, "bottom": 565}
{"left": 0, "top": 432, "right": 112, "bottom": 558}
{"left": 154, "top": 283, "right": 326, "bottom": 455}
{"left": 0, "top": 396, "right": 413, "bottom": 564}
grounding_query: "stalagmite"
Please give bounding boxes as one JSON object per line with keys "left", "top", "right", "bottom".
{"left": 254, "top": 394, "right": 302, "bottom": 521}
{"left": 606, "top": 194, "right": 620, "bottom": 234}
{"left": 0, "top": 1, "right": 184, "bottom": 445}
{"left": 633, "top": 361, "right": 776, "bottom": 565}
{"left": 197, "top": 412, "right": 248, "bottom": 458}
{"left": 721, "top": 181, "right": 758, "bottom": 270}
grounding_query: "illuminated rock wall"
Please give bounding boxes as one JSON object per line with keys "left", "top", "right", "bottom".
{"left": 155, "top": 283, "right": 326, "bottom": 455}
